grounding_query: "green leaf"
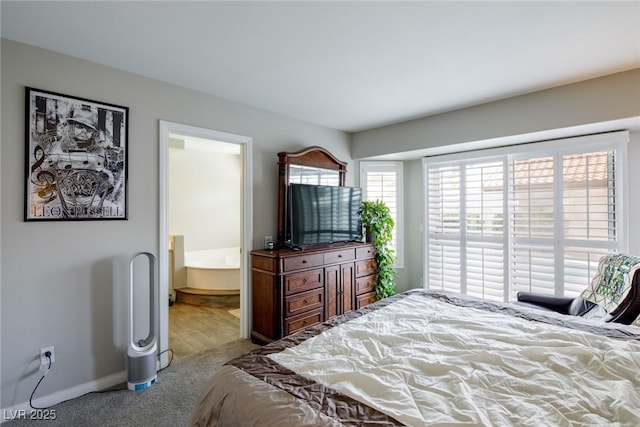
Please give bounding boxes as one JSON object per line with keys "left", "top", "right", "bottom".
{"left": 361, "top": 200, "right": 397, "bottom": 300}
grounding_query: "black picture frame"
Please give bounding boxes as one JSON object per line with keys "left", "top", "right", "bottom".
{"left": 25, "top": 87, "right": 129, "bottom": 221}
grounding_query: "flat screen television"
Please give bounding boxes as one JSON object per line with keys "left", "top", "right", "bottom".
{"left": 288, "top": 183, "right": 363, "bottom": 247}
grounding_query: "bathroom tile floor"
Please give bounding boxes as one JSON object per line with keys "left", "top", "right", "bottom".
{"left": 168, "top": 302, "right": 241, "bottom": 359}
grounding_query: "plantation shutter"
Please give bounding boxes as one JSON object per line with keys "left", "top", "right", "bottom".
{"left": 508, "top": 154, "right": 556, "bottom": 297}
{"left": 465, "top": 161, "right": 505, "bottom": 301}
{"left": 561, "top": 150, "right": 618, "bottom": 296}
{"left": 424, "top": 132, "right": 627, "bottom": 301}
{"left": 426, "top": 160, "right": 506, "bottom": 300}
{"left": 361, "top": 162, "right": 404, "bottom": 267}
{"left": 426, "top": 165, "right": 462, "bottom": 293}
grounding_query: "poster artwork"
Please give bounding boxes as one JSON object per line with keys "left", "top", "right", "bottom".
{"left": 25, "top": 88, "right": 128, "bottom": 221}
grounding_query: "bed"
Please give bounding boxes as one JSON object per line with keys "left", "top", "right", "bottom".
{"left": 189, "top": 289, "right": 640, "bottom": 426}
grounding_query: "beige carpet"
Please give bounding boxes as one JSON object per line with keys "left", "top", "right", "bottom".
{"left": 5, "top": 339, "right": 259, "bottom": 427}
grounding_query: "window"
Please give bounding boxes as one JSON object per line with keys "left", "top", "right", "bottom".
{"left": 423, "top": 132, "right": 628, "bottom": 301}
{"left": 360, "top": 161, "right": 404, "bottom": 267}
{"left": 289, "top": 165, "right": 340, "bottom": 186}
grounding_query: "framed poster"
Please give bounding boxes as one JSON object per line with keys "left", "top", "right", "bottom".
{"left": 25, "top": 87, "right": 128, "bottom": 221}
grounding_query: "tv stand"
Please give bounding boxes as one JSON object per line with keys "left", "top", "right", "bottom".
{"left": 250, "top": 242, "right": 377, "bottom": 344}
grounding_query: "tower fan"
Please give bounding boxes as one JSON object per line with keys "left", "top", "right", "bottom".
{"left": 127, "top": 251, "right": 158, "bottom": 391}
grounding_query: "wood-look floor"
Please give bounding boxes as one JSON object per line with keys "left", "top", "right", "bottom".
{"left": 168, "top": 302, "right": 241, "bottom": 359}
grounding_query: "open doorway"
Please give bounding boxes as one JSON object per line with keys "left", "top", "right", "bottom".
{"left": 158, "top": 121, "right": 252, "bottom": 365}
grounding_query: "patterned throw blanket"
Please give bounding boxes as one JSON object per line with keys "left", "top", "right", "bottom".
{"left": 581, "top": 253, "right": 640, "bottom": 324}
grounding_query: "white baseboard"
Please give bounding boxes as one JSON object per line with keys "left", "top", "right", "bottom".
{"left": 1, "top": 370, "right": 127, "bottom": 424}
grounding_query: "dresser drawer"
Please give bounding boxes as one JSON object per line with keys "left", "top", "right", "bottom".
{"left": 324, "top": 248, "right": 355, "bottom": 265}
{"left": 252, "top": 254, "right": 275, "bottom": 273}
{"left": 356, "top": 246, "right": 375, "bottom": 260}
{"left": 355, "top": 274, "right": 377, "bottom": 295}
{"left": 284, "top": 309, "right": 323, "bottom": 335}
{"left": 356, "top": 292, "right": 377, "bottom": 309}
{"left": 283, "top": 253, "right": 324, "bottom": 272}
{"left": 285, "top": 288, "right": 324, "bottom": 317}
{"left": 355, "top": 258, "right": 377, "bottom": 277}
{"left": 284, "top": 268, "right": 323, "bottom": 295}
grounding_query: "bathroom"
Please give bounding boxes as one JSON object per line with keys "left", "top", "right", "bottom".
{"left": 167, "top": 134, "right": 242, "bottom": 357}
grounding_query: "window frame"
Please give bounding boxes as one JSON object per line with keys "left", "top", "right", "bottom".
{"left": 360, "top": 161, "right": 404, "bottom": 268}
{"left": 422, "top": 131, "right": 629, "bottom": 301}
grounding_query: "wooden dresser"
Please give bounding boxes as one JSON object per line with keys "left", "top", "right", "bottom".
{"left": 251, "top": 242, "right": 377, "bottom": 344}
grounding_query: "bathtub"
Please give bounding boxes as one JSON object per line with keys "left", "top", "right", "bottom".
{"left": 184, "top": 247, "right": 241, "bottom": 295}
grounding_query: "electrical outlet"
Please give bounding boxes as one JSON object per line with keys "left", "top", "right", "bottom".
{"left": 40, "top": 346, "right": 55, "bottom": 366}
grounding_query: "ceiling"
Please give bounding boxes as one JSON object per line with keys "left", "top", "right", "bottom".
{"left": 2, "top": 1, "right": 639, "bottom": 133}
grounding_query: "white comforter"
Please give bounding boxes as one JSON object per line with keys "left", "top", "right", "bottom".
{"left": 269, "top": 294, "right": 640, "bottom": 426}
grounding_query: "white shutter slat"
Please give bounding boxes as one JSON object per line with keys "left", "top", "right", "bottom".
{"left": 362, "top": 162, "right": 404, "bottom": 267}
{"left": 428, "top": 166, "right": 461, "bottom": 235}
{"left": 563, "top": 247, "right": 610, "bottom": 296}
{"left": 428, "top": 240, "right": 461, "bottom": 293}
{"left": 509, "top": 155, "right": 556, "bottom": 295}
{"left": 563, "top": 151, "right": 616, "bottom": 242}
{"left": 510, "top": 241, "right": 555, "bottom": 295}
{"left": 426, "top": 167, "right": 461, "bottom": 292}
{"left": 464, "top": 162, "right": 505, "bottom": 300}
{"left": 466, "top": 162, "right": 504, "bottom": 238}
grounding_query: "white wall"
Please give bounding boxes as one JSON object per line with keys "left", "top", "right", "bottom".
{"left": 0, "top": 39, "right": 351, "bottom": 408}
{"left": 353, "top": 69, "right": 640, "bottom": 160}
{"left": 169, "top": 147, "right": 241, "bottom": 252}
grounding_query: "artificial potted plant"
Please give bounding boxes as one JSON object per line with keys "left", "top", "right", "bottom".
{"left": 361, "top": 200, "right": 397, "bottom": 300}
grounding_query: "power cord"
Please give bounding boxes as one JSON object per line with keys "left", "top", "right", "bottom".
{"left": 29, "top": 351, "right": 52, "bottom": 410}
{"left": 28, "top": 347, "right": 175, "bottom": 409}
{"left": 157, "top": 348, "right": 174, "bottom": 373}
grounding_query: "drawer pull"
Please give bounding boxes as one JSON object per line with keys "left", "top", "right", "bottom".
{"left": 302, "top": 320, "right": 308, "bottom": 325}
{"left": 303, "top": 299, "right": 309, "bottom": 304}
{"left": 302, "top": 260, "right": 307, "bottom": 264}
{"left": 303, "top": 278, "right": 307, "bottom": 283}
{"left": 338, "top": 254, "right": 342, "bottom": 258}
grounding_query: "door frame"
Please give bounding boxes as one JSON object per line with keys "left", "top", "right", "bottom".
{"left": 158, "top": 120, "right": 253, "bottom": 368}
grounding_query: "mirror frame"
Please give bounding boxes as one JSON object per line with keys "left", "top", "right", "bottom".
{"left": 276, "top": 146, "right": 347, "bottom": 248}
